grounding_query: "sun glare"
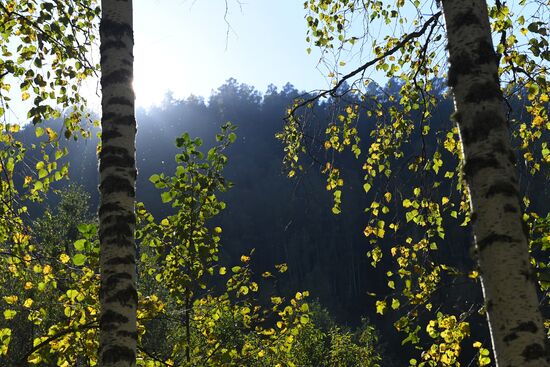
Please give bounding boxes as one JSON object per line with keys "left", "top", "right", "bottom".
{"left": 133, "top": 66, "right": 167, "bottom": 108}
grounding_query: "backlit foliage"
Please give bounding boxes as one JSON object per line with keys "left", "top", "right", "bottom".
{"left": 280, "top": 0, "right": 549, "bottom": 366}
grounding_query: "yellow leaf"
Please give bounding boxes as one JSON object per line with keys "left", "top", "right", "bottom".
{"left": 22, "top": 92, "right": 30, "bottom": 101}
{"left": 27, "top": 354, "right": 41, "bottom": 364}
{"left": 376, "top": 300, "right": 386, "bottom": 315}
{"left": 442, "top": 197, "right": 449, "bottom": 205}
{"left": 23, "top": 298, "right": 33, "bottom": 308}
{"left": 384, "top": 192, "right": 392, "bottom": 202}
{"left": 3, "top": 295, "right": 18, "bottom": 304}
{"left": 250, "top": 282, "right": 258, "bottom": 292}
{"left": 479, "top": 356, "right": 491, "bottom": 366}
{"left": 363, "top": 225, "right": 374, "bottom": 237}
{"left": 275, "top": 263, "right": 288, "bottom": 273}
{"left": 532, "top": 115, "right": 544, "bottom": 127}
{"left": 45, "top": 127, "right": 57, "bottom": 142}
{"left": 473, "top": 341, "right": 482, "bottom": 348}
{"left": 3, "top": 309, "right": 17, "bottom": 320}
{"left": 13, "top": 233, "right": 29, "bottom": 244}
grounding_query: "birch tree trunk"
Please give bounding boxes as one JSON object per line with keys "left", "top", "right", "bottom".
{"left": 440, "top": 0, "right": 549, "bottom": 366}
{"left": 98, "top": 0, "right": 137, "bottom": 366}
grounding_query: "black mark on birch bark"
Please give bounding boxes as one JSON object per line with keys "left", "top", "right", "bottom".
{"left": 463, "top": 156, "right": 499, "bottom": 178}
{"left": 101, "top": 346, "right": 136, "bottom": 364}
{"left": 100, "top": 310, "right": 129, "bottom": 331}
{"left": 100, "top": 176, "right": 135, "bottom": 196}
{"left": 485, "top": 182, "right": 517, "bottom": 198}
{"left": 464, "top": 81, "right": 502, "bottom": 103}
{"left": 477, "top": 233, "right": 516, "bottom": 251}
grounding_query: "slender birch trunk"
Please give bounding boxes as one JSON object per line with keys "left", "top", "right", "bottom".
{"left": 98, "top": 0, "right": 137, "bottom": 366}
{"left": 440, "top": 0, "right": 549, "bottom": 366}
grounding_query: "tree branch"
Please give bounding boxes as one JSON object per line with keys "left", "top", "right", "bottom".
{"left": 19, "top": 321, "right": 97, "bottom": 365}
{"left": 286, "top": 11, "right": 442, "bottom": 119}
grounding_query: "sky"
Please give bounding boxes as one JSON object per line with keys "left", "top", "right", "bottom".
{"left": 89, "top": 0, "right": 542, "bottom": 109}
{"left": 4, "top": 0, "right": 539, "bottom": 119}
{"left": 4, "top": 0, "right": 433, "bottom": 121}
{"left": 131, "top": 0, "right": 330, "bottom": 107}
{"left": 4, "top": 0, "right": 331, "bottom": 122}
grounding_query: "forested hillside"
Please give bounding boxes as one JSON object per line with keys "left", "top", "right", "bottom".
{"left": 18, "top": 79, "right": 454, "bottom": 319}
{"left": 10, "top": 78, "right": 546, "bottom": 366}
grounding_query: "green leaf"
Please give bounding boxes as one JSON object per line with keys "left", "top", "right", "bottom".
{"left": 74, "top": 239, "right": 86, "bottom": 251}
{"left": 161, "top": 191, "right": 173, "bottom": 203}
{"left": 3, "top": 310, "right": 16, "bottom": 320}
{"left": 77, "top": 224, "right": 90, "bottom": 234}
{"left": 66, "top": 289, "right": 79, "bottom": 301}
{"left": 72, "top": 254, "right": 86, "bottom": 266}
{"left": 363, "top": 183, "right": 371, "bottom": 193}
{"left": 149, "top": 174, "right": 160, "bottom": 183}
{"left": 406, "top": 210, "right": 417, "bottom": 222}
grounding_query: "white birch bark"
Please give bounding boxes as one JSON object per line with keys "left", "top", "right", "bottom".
{"left": 98, "top": 0, "right": 137, "bottom": 366}
{"left": 440, "top": 0, "right": 549, "bottom": 366}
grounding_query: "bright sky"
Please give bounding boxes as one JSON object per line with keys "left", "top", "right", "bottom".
{"left": 4, "top": 0, "right": 433, "bottom": 121}
{"left": 4, "top": 0, "right": 331, "bottom": 123}
{"left": 132, "top": 0, "right": 329, "bottom": 107}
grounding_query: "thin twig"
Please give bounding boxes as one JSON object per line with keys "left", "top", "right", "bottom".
{"left": 286, "top": 11, "right": 442, "bottom": 119}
